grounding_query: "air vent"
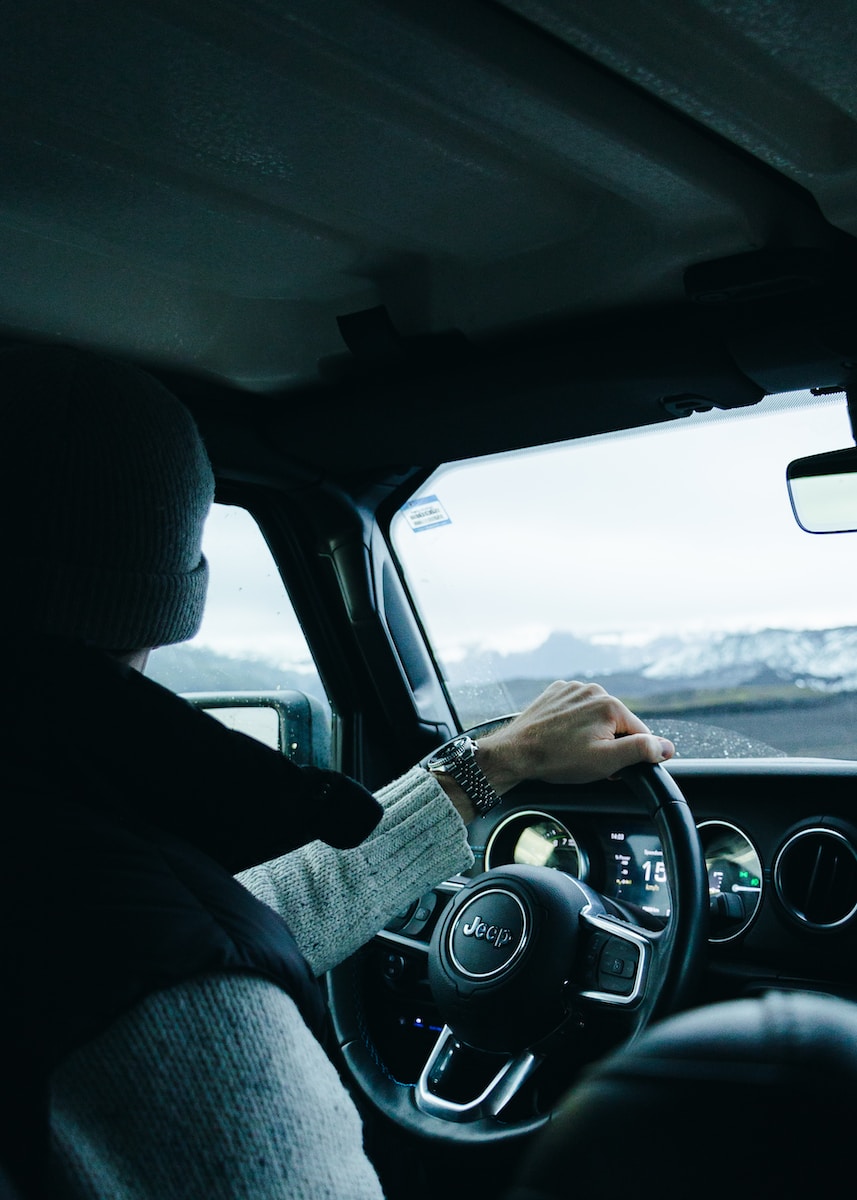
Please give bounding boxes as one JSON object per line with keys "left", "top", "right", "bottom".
{"left": 774, "top": 828, "right": 857, "bottom": 929}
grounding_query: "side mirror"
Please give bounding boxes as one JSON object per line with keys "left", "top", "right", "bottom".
{"left": 786, "top": 446, "right": 857, "bottom": 534}
{"left": 183, "top": 690, "right": 331, "bottom": 766}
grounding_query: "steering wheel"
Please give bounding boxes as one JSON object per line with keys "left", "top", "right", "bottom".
{"left": 327, "top": 724, "right": 708, "bottom": 1145}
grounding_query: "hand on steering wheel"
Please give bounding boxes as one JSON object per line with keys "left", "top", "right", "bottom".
{"left": 328, "top": 720, "right": 707, "bottom": 1146}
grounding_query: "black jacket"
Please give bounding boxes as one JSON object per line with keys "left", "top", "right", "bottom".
{"left": 0, "top": 639, "right": 382, "bottom": 1195}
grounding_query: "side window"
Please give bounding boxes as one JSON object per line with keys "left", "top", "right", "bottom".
{"left": 146, "top": 503, "right": 330, "bottom": 761}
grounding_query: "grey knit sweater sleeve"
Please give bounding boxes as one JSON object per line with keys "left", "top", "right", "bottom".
{"left": 237, "top": 766, "right": 475, "bottom": 975}
{"left": 51, "top": 975, "right": 388, "bottom": 1200}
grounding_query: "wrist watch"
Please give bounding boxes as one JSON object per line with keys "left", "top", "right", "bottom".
{"left": 425, "top": 734, "right": 501, "bottom": 817}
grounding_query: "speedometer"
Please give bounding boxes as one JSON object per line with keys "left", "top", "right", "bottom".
{"left": 698, "top": 820, "right": 763, "bottom": 942}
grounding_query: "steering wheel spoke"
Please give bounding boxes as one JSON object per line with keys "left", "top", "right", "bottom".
{"left": 576, "top": 910, "right": 652, "bottom": 1007}
{"left": 415, "top": 1025, "right": 542, "bottom": 1121}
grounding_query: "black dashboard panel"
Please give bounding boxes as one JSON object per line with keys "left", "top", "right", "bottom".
{"left": 359, "top": 757, "right": 857, "bottom": 1117}
{"left": 461, "top": 759, "right": 857, "bottom": 1004}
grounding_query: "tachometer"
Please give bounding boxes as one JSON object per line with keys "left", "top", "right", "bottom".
{"left": 485, "top": 811, "right": 584, "bottom": 878}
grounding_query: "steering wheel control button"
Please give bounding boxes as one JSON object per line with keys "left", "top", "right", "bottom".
{"left": 382, "top": 953, "right": 407, "bottom": 982}
{"left": 402, "top": 892, "right": 437, "bottom": 937}
{"left": 583, "top": 932, "right": 609, "bottom": 971}
{"left": 448, "top": 889, "right": 529, "bottom": 980}
{"left": 597, "top": 937, "right": 640, "bottom": 995}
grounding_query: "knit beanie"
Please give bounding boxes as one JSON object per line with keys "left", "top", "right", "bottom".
{"left": 1, "top": 344, "right": 215, "bottom": 650}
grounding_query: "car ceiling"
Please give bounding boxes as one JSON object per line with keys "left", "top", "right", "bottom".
{"left": 3, "top": 0, "right": 857, "bottom": 474}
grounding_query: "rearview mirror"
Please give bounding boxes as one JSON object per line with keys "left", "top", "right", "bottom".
{"left": 786, "top": 446, "right": 857, "bottom": 533}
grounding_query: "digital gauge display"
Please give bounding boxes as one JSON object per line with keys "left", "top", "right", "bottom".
{"left": 608, "top": 827, "right": 670, "bottom": 918}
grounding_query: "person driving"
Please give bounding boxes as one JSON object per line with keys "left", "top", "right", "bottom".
{"left": 0, "top": 345, "right": 674, "bottom": 1199}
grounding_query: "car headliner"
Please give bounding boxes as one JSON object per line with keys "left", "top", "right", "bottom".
{"left": 2, "top": 0, "right": 856, "bottom": 473}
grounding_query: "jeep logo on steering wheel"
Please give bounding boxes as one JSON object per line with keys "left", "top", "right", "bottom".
{"left": 461, "top": 915, "right": 513, "bottom": 949}
{"left": 448, "top": 888, "right": 529, "bottom": 980}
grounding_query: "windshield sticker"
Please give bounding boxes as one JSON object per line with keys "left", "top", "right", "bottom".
{"left": 401, "top": 495, "right": 452, "bottom": 532}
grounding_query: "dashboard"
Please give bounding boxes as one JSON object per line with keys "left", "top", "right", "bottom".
{"left": 459, "top": 759, "right": 857, "bottom": 998}
{"left": 358, "top": 756, "right": 857, "bottom": 1113}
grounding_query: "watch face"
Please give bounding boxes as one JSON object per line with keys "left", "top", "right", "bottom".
{"left": 427, "top": 735, "right": 499, "bottom": 816}
{"left": 430, "top": 735, "right": 470, "bottom": 769}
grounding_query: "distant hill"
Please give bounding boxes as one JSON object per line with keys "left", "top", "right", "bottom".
{"left": 447, "top": 626, "right": 857, "bottom": 696}
{"left": 146, "top": 643, "right": 325, "bottom": 702}
{"left": 148, "top": 626, "right": 857, "bottom": 702}
{"left": 144, "top": 629, "right": 857, "bottom": 759}
{"left": 445, "top": 626, "right": 857, "bottom": 758}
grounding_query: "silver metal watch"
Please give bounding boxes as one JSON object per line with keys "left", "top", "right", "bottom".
{"left": 425, "top": 734, "right": 501, "bottom": 817}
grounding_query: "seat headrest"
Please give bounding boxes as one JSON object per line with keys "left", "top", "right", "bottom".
{"left": 509, "top": 990, "right": 857, "bottom": 1199}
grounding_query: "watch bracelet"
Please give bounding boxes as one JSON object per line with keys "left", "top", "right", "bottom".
{"left": 451, "top": 738, "right": 501, "bottom": 816}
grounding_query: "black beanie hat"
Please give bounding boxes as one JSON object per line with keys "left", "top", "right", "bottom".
{"left": 2, "top": 344, "right": 215, "bottom": 650}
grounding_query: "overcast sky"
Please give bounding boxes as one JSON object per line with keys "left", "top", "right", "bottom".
{"left": 390, "top": 389, "right": 857, "bottom": 660}
{"left": 192, "top": 389, "right": 857, "bottom": 669}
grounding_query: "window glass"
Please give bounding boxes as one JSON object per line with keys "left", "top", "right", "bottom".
{"left": 390, "top": 390, "right": 857, "bottom": 760}
{"left": 147, "top": 504, "right": 329, "bottom": 747}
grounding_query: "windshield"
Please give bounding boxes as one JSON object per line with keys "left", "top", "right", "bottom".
{"left": 390, "top": 390, "right": 857, "bottom": 760}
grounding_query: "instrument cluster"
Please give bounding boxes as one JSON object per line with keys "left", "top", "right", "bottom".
{"left": 484, "top": 810, "right": 763, "bottom": 941}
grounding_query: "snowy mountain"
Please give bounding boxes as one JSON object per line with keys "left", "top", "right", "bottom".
{"left": 459, "top": 627, "right": 857, "bottom": 695}
{"left": 642, "top": 627, "right": 857, "bottom": 692}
